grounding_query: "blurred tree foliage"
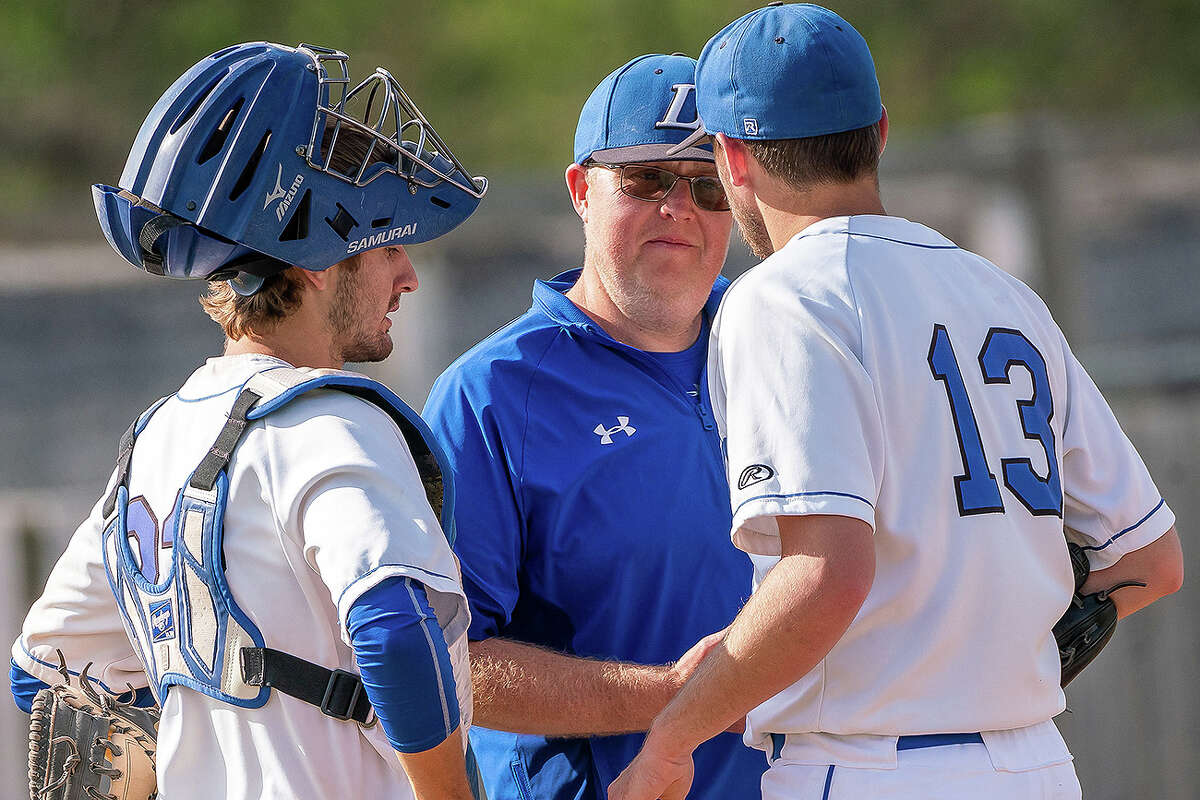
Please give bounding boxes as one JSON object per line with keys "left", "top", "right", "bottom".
{"left": 2, "top": 0, "right": 1198, "bottom": 236}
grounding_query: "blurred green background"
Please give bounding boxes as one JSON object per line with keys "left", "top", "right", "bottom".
{"left": 4, "top": 0, "right": 1200, "bottom": 238}
{"left": 2, "top": 2, "right": 1199, "bottom": 799}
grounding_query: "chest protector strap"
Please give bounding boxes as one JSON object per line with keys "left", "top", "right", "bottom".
{"left": 100, "top": 367, "right": 456, "bottom": 718}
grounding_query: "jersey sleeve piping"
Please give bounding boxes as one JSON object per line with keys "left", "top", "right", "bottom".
{"left": 1078, "top": 498, "right": 1167, "bottom": 552}
{"left": 732, "top": 491, "right": 877, "bottom": 555}
{"left": 336, "top": 562, "right": 469, "bottom": 647}
{"left": 14, "top": 640, "right": 143, "bottom": 696}
{"left": 335, "top": 562, "right": 461, "bottom": 610}
{"left": 735, "top": 489, "right": 875, "bottom": 517}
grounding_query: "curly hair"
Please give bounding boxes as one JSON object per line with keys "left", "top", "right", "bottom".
{"left": 199, "top": 270, "right": 306, "bottom": 340}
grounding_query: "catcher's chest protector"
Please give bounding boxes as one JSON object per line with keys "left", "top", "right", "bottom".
{"left": 99, "top": 367, "right": 454, "bottom": 709}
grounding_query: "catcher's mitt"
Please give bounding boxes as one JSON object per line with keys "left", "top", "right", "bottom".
{"left": 28, "top": 655, "right": 159, "bottom": 800}
{"left": 1055, "top": 543, "right": 1145, "bottom": 687}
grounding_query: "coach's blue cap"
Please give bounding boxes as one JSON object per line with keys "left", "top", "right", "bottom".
{"left": 573, "top": 53, "right": 714, "bottom": 165}
{"left": 675, "top": 3, "right": 881, "bottom": 151}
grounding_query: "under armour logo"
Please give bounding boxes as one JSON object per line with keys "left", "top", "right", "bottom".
{"left": 656, "top": 84, "right": 701, "bottom": 131}
{"left": 594, "top": 416, "right": 636, "bottom": 445}
{"left": 743, "top": 118, "right": 759, "bottom": 136}
{"left": 264, "top": 164, "right": 288, "bottom": 209}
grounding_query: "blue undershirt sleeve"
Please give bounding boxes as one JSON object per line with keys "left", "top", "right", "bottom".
{"left": 10, "top": 660, "right": 47, "bottom": 714}
{"left": 347, "top": 576, "right": 460, "bottom": 753}
{"left": 10, "top": 659, "right": 156, "bottom": 713}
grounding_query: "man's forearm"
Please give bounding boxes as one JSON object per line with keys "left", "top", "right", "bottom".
{"left": 396, "top": 725, "right": 474, "bottom": 800}
{"left": 469, "top": 637, "right": 684, "bottom": 735}
{"left": 1080, "top": 525, "right": 1183, "bottom": 619}
{"left": 642, "top": 515, "right": 875, "bottom": 758}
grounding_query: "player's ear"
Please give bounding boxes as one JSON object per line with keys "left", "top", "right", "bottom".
{"left": 292, "top": 264, "right": 329, "bottom": 293}
{"left": 565, "top": 162, "right": 591, "bottom": 223}
{"left": 878, "top": 106, "right": 889, "bottom": 156}
{"left": 715, "top": 134, "right": 751, "bottom": 188}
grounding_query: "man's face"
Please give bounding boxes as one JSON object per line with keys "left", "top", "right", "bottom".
{"left": 713, "top": 145, "right": 774, "bottom": 260}
{"left": 326, "top": 245, "right": 418, "bottom": 363}
{"left": 582, "top": 160, "right": 732, "bottom": 329}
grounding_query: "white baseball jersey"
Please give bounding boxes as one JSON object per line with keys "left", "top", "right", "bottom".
{"left": 13, "top": 353, "right": 472, "bottom": 800}
{"left": 710, "top": 215, "right": 1174, "bottom": 769}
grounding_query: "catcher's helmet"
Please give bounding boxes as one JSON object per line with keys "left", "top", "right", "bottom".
{"left": 94, "top": 42, "right": 486, "bottom": 293}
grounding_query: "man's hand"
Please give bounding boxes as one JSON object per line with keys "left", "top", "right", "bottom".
{"left": 670, "top": 629, "right": 727, "bottom": 684}
{"left": 608, "top": 734, "right": 695, "bottom": 800}
{"left": 669, "top": 628, "right": 745, "bottom": 734}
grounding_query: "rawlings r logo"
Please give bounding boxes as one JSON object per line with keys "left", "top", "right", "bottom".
{"left": 738, "top": 464, "right": 775, "bottom": 490}
{"left": 655, "top": 84, "right": 701, "bottom": 131}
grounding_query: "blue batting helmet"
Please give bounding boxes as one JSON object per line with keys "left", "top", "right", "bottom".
{"left": 94, "top": 42, "right": 487, "bottom": 294}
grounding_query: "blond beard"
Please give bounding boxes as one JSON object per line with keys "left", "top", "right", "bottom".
{"left": 716, "top": 153, "right": 774, "bottom": 260}
{"left": 327, "top": 259, "right": 393, "bottom": 364}
{"left": 730, "top": 194, "right": 774, "bottom": 260}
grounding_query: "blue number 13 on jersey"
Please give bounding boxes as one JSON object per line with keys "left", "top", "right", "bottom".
{"left": 928, "top": 324, "right": 1063, "bottom": 518}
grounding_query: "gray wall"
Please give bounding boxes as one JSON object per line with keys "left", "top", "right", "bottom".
{"left": 2, "top": 115, "right": 1197, "bottom": 798}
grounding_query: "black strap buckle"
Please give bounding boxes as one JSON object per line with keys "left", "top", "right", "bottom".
{"left": 320, "top": 669, "right": 364, "bottom": 721}
{"left": 240, "top": 647, "right": 376, "bottom": 728}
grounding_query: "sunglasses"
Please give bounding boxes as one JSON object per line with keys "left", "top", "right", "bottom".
{"left": 592, "top": 163, "right": 731, "bottom": 212}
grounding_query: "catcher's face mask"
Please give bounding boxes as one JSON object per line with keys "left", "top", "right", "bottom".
{"left": 305, "top": 45, "right": 485, "bottom": 197}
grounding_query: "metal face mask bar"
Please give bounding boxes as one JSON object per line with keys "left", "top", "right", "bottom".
{"left": 300, "top": 44, "right": 487, "bottom": 199}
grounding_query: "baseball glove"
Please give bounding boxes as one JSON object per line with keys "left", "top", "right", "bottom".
{"left": 28, "top": 655, "right": 159, "bottom": 800}
{"left": 1054, "top": 543, "right": 1145, "bottom": 687}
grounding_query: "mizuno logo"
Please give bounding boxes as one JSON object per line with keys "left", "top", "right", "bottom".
{"left": 267, "top": 164, "right": 305, "bottom": 223}
{"left": 656, "top": 84, "right": 701, "bottom": 131}
{"left": 594, "top": 416, "right": 636, "bottom": 445}
{"left": 737, "top": 463, "right": 775, "bottom": 490}
{"left": 264, "top": 164, "right": 288, "bottom": 209}
{"left": 346, "top": 223, "right": 418, "bottom": 254}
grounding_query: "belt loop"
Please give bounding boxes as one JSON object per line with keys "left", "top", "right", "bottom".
{"left": 769, "top": 732, "right": 786, "bottom": 763}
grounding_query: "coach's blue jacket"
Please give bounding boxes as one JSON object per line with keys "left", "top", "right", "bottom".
{"left": 424, "top": 271, "right": 764, "bottom": 800}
